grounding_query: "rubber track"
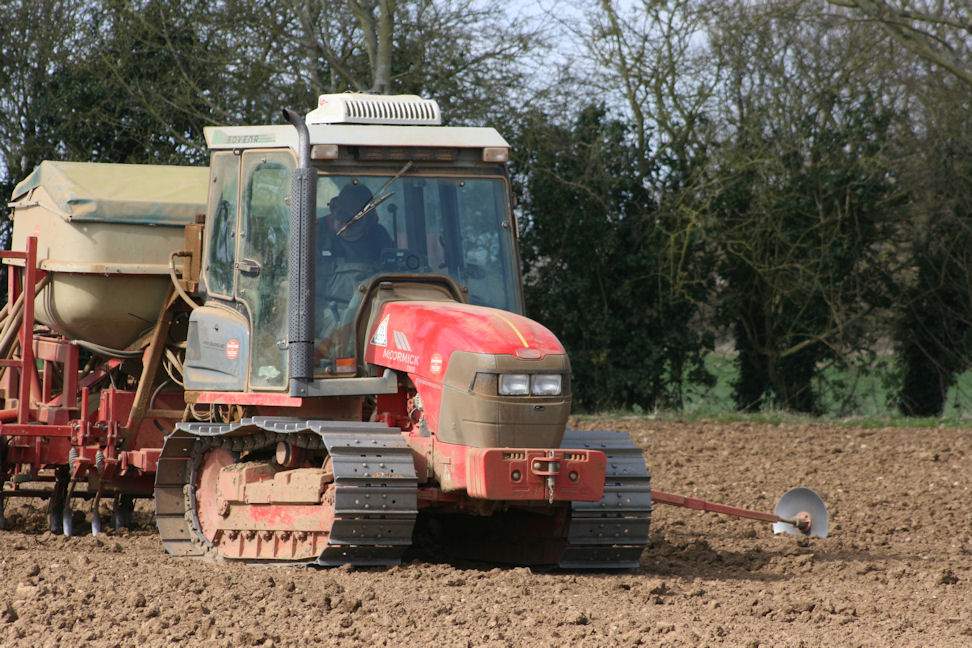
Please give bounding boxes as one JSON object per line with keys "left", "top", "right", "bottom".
{"left": 558, "top": 429, "right": 652, "bottom": 569}
{"left": 154, "top": 417, "right": 418, "bottom": 566}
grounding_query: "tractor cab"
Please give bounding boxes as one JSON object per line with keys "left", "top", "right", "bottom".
{"left": 184, "top": 94, "right": 524, "bottom": 397}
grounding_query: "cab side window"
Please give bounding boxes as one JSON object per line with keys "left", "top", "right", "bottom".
{"left": 204, "top": 152, "right": 240, "bottom": 297}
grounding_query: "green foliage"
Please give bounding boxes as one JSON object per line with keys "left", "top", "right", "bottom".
{"left": 892, "top": 72, "right": 972, "bottom": 416}
{"left": 663, "top": 351, "right": 972, "bottom": 427}
{"left": 712, "top": 90, "right": 903, "bottom": 412}
{"left": 511, "top": 105, "right": 713, "bottom": 411}
{"left": 49, "top": 0, "right": 229, "bottom": 165}
{"left": 895, "top": 185, "right": 972, "bottom": 415}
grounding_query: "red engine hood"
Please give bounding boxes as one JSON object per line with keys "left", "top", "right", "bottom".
{"left": 364, "top": 301, "right": 565, "bottom": 378}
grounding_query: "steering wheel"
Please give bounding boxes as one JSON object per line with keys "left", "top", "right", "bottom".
{"left": 380, "top": 248, "right": 426, "bottom": 272}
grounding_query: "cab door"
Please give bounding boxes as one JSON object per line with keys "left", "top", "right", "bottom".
{"left": 236, "top": 150, "right": 296, "bottom": 389}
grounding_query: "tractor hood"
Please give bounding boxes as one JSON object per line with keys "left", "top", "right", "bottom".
{"left": 364, "top": 300, "right": 565, "bottom": 378}
{"left": 364, "top": 299, "right": 571, "bottom": 447}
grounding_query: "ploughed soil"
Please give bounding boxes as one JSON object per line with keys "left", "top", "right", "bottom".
{"left": 1, "top": 419, "right": 970, "bottom": 647}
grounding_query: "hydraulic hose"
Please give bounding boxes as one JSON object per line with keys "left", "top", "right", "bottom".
{"left": 168, "top": 250, "right": 201, "bottom": 310}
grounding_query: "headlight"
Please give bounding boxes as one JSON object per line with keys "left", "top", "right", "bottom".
{"left": 498, "top": 374, "right": 530, "bottom": 395}
{"left": 496, "top": 373, "right": 564, "bottom": 396}
{"left": 531, "top": 374, "right": 563, "bottom": 396}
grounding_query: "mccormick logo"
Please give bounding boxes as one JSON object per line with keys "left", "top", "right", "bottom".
{"left": 381, "top": 348, "right": 419, "bottom": 367}
{"left": 393, "top": 330, "right": 412, "bottom": 351}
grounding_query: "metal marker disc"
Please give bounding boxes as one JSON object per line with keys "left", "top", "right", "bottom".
{"left": 772, "top": 487, "right": 829, "bottom": 538}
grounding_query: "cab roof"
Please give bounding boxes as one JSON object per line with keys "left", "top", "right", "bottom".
{"left": 205, "top": 93, "right": 509, "bottom": 153}
{"left": 203, "top": 123, "right": 509, "bottom": 152}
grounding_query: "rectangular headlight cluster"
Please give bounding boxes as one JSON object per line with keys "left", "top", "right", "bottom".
{"left": 498, "top": 374, "right": 563, "bottom": 396}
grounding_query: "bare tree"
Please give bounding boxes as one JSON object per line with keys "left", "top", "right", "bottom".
{"left": 570, "top": 0, "right": 720, "bottom": 305}
{"left": 575, "top": 0, "right": 718, "bottom": 184}
{"left": 283, "top": 0, "right": 544, "bottom": 120}
{"left": 825, "top": 0, "right": 972, "bottom": 87}
{"left": 348, "top": 0, "right": 396, "bottom": 93}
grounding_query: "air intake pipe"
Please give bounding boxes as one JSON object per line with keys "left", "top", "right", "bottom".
{"left": 282, "top": 108, "right": 316, "bottom": 390}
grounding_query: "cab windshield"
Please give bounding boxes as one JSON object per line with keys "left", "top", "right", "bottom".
{"left": 314, "top": 173, "right": 521, "bottom": 374}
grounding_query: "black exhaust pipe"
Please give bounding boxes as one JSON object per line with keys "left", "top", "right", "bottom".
{"left": 282, "top": 108, "right": 316, "bottom": 391}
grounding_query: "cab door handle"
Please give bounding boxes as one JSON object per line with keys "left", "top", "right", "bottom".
{"left": 236, "top": 258, "right": 262, "bottom": 276}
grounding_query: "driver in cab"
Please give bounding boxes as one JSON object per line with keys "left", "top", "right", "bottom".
{"left": 320, "top": 182, "right": 394, "bottom": 264}
{"left": 316, "top": 182, "right": 394, "bottom": 367}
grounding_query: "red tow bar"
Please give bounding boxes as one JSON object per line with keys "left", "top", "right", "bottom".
{"left": 651, "top": 488, "right": 826, "bottom": 536}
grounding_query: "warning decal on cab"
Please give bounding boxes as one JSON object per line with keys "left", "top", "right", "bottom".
{"left": 371, "top": 315, "right": 390, "bottom": 347}
{"left": 226, "top": 338, "right": 240, "bottom": 360}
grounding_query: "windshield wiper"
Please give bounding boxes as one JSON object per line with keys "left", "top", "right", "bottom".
{"left": 335, "top": 160, "right": 413, "bottom": 237}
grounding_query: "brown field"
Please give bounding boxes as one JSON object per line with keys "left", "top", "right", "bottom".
{"left": 1, "top": 419, "right": 970, "bottom": 647}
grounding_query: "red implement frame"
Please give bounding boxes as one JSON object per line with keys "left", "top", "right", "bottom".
{"left": 0, "top": 237, "right": 178, "bottom": 500}
{"left": 0, "top": 236, "right": 41, "bottom": 425}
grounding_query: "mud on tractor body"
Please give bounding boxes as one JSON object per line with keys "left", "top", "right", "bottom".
{"left": 0, "top": 94, "right": 825, "bottom": 567}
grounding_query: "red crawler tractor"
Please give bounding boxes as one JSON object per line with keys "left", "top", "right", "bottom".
{"left": 0, "top": 94, "right": 827, "bottom": 566}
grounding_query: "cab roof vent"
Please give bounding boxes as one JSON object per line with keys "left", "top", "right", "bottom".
{"left": 306, "top": 93, "right": 442, "bottom": 126}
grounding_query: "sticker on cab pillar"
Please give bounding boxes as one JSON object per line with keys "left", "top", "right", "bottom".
{"left": 370, "top": 315, "right": 390, "bottom": 347}
{"left": 226, "top": 339, "right": 240, "bottom": 360}
{"left": 430, "top": 353, "right": 443, "bottom": 374}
